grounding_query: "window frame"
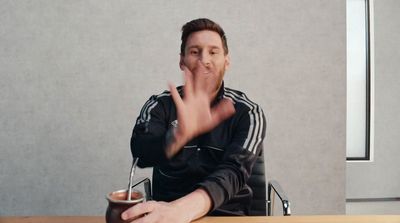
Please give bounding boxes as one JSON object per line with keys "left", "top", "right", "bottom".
{"left": 346, "top": 0, "right": 374, "bottom": 161}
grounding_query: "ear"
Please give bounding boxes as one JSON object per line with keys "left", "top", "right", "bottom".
{"left": 224, "top": 55, "right": 231, "bottom": 70}
{"left": 179, "top": 55, "right": 185, "bottom": 71}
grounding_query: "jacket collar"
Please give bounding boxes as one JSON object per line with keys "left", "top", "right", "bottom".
{"left": 211, "top": 81, "right": 225, "bottom": 105}
{"left": 178, "top": 81, "right": 225, "bottom": 105}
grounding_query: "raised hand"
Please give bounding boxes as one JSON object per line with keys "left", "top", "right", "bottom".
{"left": 166, "top": 62, "right": 235, "bottom": 158}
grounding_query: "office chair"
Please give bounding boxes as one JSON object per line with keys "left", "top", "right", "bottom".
{"left": 247, "top": 152, "right": 291, "bottom": 216}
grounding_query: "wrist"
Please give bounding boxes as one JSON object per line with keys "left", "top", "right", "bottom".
{"left": 171, "top": 189, "right": 211, "bottom": 222}
{"left": 165, "top": 125, "right": 188, "bottom": 158}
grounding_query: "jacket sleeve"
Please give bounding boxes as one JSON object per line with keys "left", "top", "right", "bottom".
{"left": 130, "top": 93, "right": 171, "bottom": 168}
{"left": 196, "top": 104, "right": 266, "bottom": 211}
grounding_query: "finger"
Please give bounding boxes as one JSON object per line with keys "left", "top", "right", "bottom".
{"left": 182, "top": 65, "right": 194, "bottom": 97}
{"left": 209, "top": 98, "right": 235, "bottom": 127}
{"left": 169, "top": 83, "right": 184, "bottom": 111}
{"left": 131, "top": 211, "right": 157, "bottom": 223}
{"left": 193, "top": 60, "right": 208, "bottom": 93}
{"left": 121, "top": 201, "right": 156, "bottom": 221}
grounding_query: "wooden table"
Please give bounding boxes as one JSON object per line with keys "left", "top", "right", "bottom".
{"left": 1, "top": 216, "right": 399, "bottom": 223}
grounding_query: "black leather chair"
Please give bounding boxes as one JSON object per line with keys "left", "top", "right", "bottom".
{"left": 247, "top": 152, "right": 291, "bottom": 216}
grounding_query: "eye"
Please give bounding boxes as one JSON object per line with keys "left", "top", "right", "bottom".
{"left": 190, "top": 50, "right": 199, "bottom": 55}
{"left": 210, "top": 50, "right": 219, "bottom": 55}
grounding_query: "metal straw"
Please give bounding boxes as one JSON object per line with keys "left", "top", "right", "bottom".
{"left": 127, "top": 157, "right": 139, "bottom": 200}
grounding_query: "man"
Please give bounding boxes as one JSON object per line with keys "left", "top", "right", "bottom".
{"left": 122, "top": 18, "right": 266, "bottom": 223}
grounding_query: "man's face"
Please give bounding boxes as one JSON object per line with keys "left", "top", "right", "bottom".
{"left": 180, "top": 30, "right": 230, "bottom": 99}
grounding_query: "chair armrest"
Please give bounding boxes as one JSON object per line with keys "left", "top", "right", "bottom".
{"left": 130, "top": 177, "right": 152, "bottom": 201}
{"left": 267, "top": 180, "right": 291, "bottom": 216}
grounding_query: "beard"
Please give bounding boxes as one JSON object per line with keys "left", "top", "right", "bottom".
{"left": 197, "top": 65, "right": 225, "bottom": 98}
{"left": 213, "top": 66, "right": 225, "bottom": 92}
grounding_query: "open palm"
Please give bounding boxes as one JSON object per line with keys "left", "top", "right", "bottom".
{"left": 168, "top": 64, "right": 235, "bottom": 153}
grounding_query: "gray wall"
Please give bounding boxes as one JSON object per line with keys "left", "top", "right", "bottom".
{"left": 0, "top": 0, "right": 346, "bottom": 215}
{"left": 346, "top": 0, "right": 400, "bottom": 199}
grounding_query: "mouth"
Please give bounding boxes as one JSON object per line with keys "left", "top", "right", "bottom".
{"left": 191, "top": 64, "right": 212, "bottom": 76}
{"left": 193, "top": 67, "right": 211, "bottom": 74}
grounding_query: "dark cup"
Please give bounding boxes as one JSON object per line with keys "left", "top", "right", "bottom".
{"left": 105, "top": 189, "right": 144, "bottom": 223}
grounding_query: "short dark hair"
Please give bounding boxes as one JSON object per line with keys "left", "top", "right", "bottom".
{"left": 180, "top": 18, "right": 228, "bottom": 55}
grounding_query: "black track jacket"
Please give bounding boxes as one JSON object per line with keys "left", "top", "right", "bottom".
{"left": 131, "top": 83, "right": 266, "bottom": 215}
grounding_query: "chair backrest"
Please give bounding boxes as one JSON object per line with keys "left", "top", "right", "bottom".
{"left": 247, "top": 153, "right": 267, "bottom": 216}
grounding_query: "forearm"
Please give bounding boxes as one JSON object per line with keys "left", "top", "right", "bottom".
{"left": 171, "top": 188, "right": 212, "bottom": 221}
{"left": 164, "top": 126, "right": 190, "bottom": 159}
{"left": 196, "top": 144, "right": 259, "bottom": 211}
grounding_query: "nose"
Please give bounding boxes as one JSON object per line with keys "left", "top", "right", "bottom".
{"left": 200, "top": 52, "right": 211, "bottom": 66}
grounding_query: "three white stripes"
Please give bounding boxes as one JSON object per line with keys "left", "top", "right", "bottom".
{"left": 224, "top": 88, "right": 264, "bottom": 154}
{"left": 137, "top": 91, "right": 171, "bottom": 124}
{"left": 137, "top": 88, "right": 182, "bottom": 125}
